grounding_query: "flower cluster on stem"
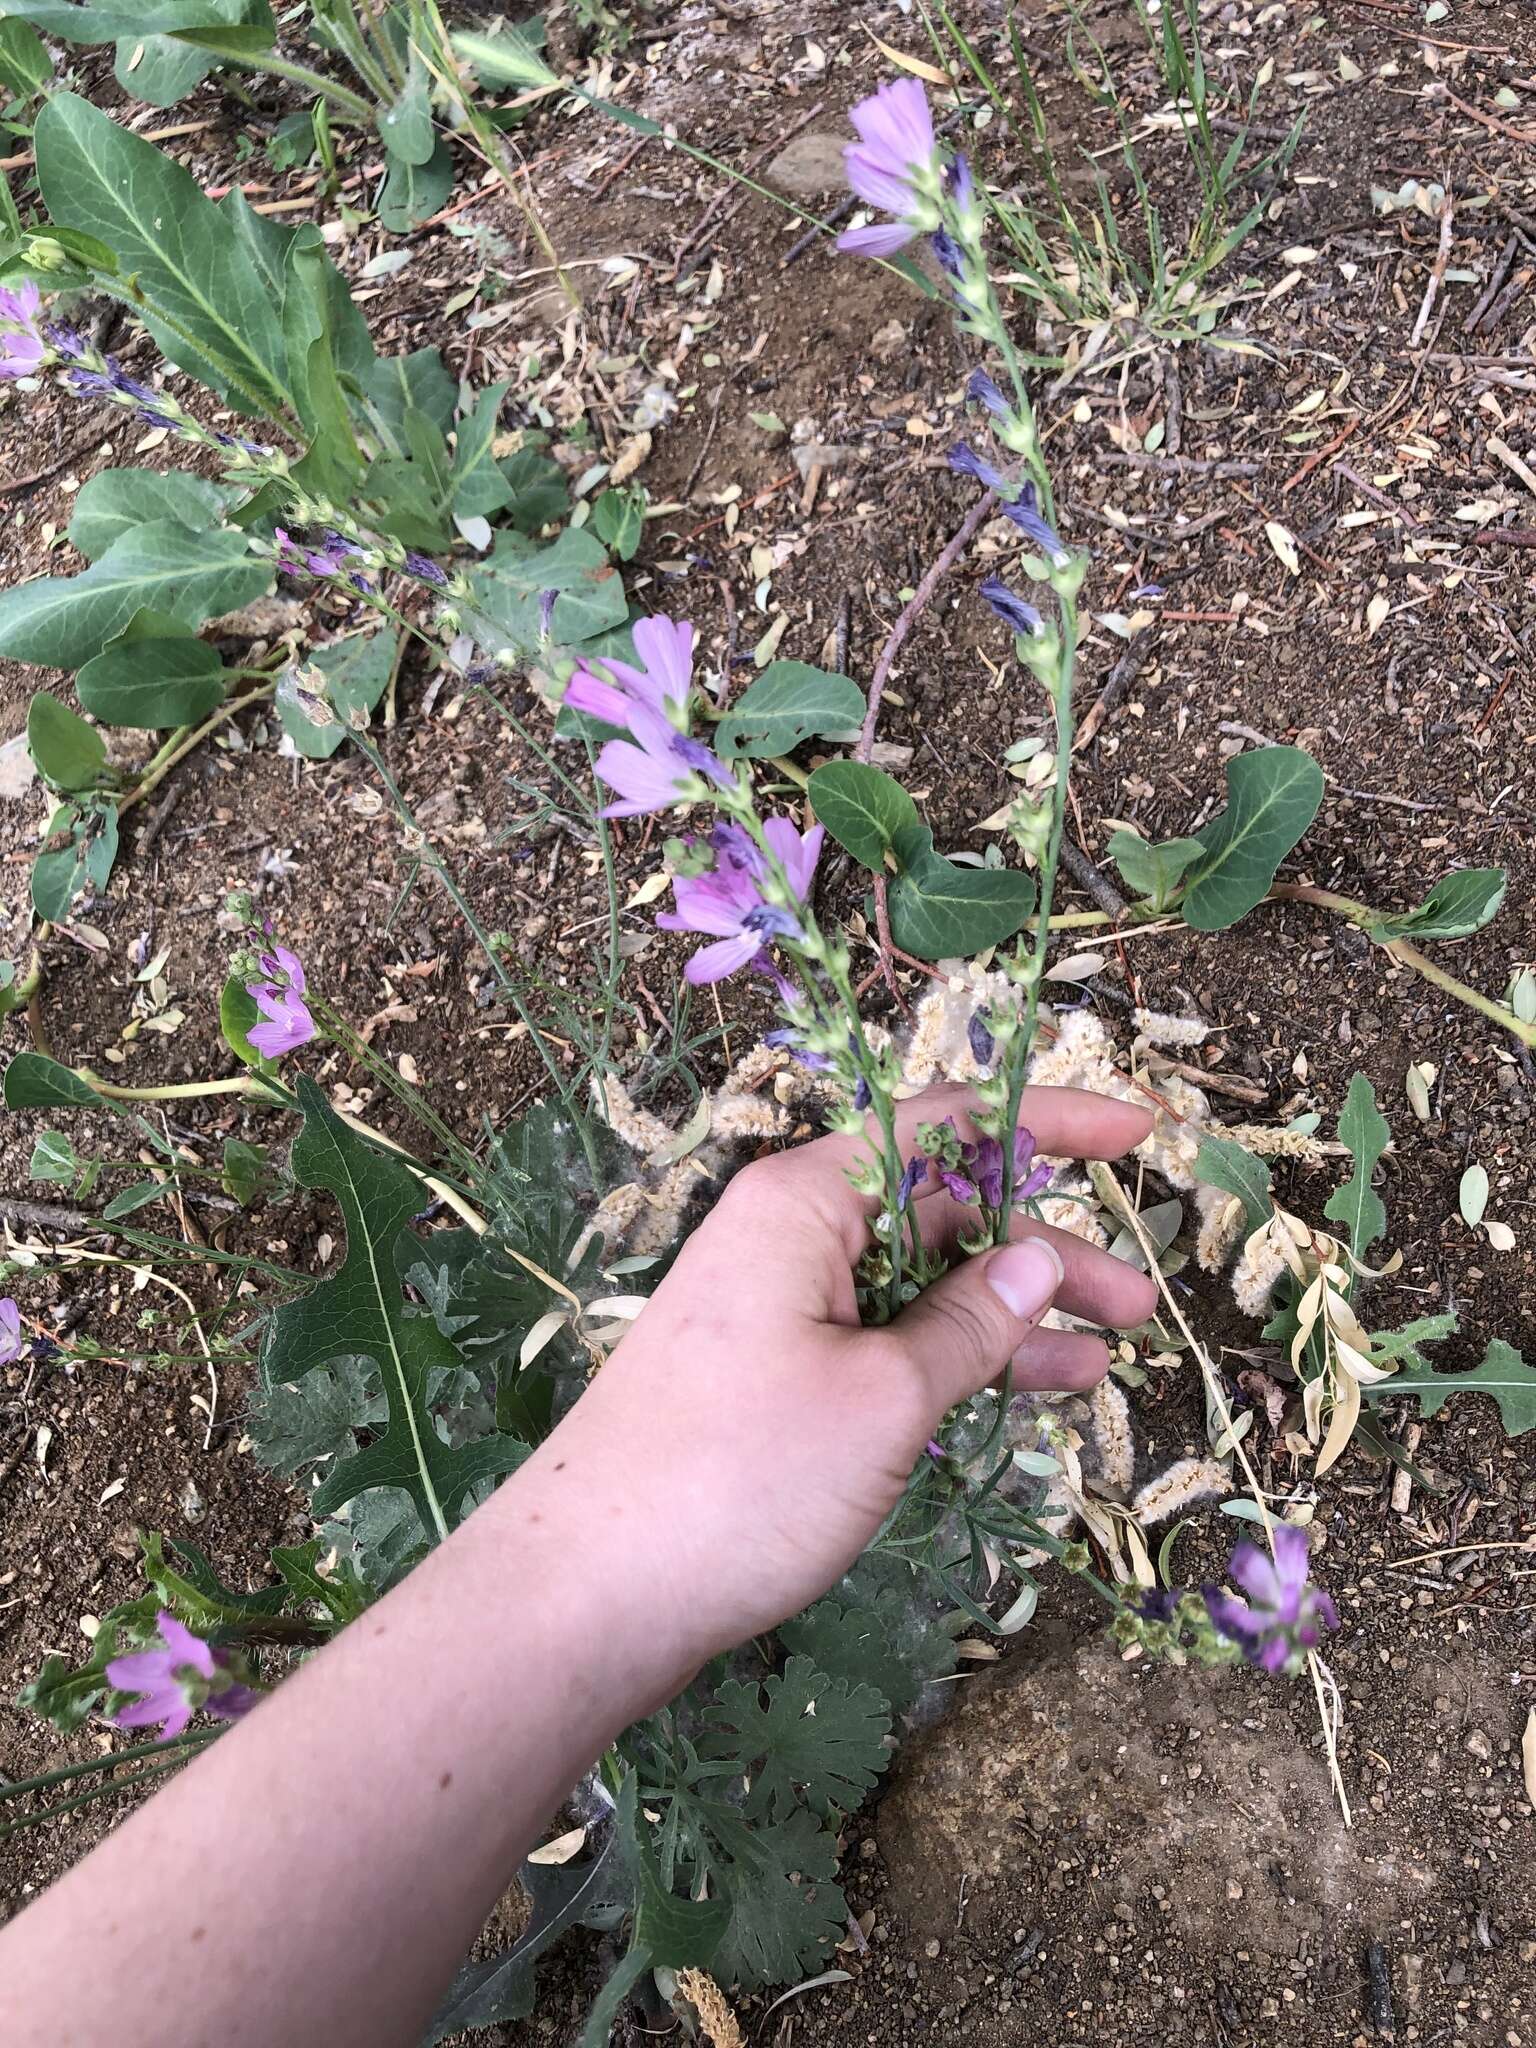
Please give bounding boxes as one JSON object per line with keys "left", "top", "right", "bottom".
{"left": 106, "top": 1611, "right": 261, "bottom": 1742}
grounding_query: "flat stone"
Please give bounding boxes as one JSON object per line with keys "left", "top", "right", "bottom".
{"left": 764, "top": 132, "right": 848, "bottom": 198}
{"left": 0, "top": 731, "right": 37, "bottom": 800}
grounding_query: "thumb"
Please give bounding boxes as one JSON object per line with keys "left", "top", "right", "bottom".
{"left": 888, "top": 1236, "right": 1064, "bottom": 1411}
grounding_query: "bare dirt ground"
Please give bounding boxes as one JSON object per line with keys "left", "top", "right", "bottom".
{"left": 2, "top": 1, "right": 1535, "bottom": 2042}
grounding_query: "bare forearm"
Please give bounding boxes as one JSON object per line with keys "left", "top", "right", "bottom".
{"left": 0, "top": 1452, "right": 683, "bottom": 2048}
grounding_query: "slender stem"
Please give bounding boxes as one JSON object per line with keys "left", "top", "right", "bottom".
{"left": 0, "top": 1755, "right": 193, "bottom": 1837}
{"left": 218, "top": 47, "right": 376, "bottom": 118}
{"left": 117, "top": 685, "right": 277, "bottom": 822}
{"left": 349, "top": 732, "right": 599, "bottom": 1172}
{"left": 312, "top": 997, "right": 482, "bottom": 1185}
{"left": 0, "top": 1732, "right": 220, "bottom": 1804}
{"left": 997, "top": 603, "right": 1078, "bottom": 1225}
{"left": 80, "top": 1073, "right": 280, "bottom": 1103}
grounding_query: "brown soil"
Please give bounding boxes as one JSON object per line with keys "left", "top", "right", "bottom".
{"left": 3, "top": 0, "right": 1536, "bottom": 2042}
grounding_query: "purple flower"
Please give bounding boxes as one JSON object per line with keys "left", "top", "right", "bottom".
{"left": 593, "top": 708, "right": 731, "bottom": 821}
{"left": 979, "top": 576, "right": 1045, "bottom": 638}
{"left": 896, "top": 1154, "right": 927, "bottom": 1211}
{"left": 938, "top": 1123, "right": 1052, "bottom": 1209}
{"left": 565, "top": 613, "right": 696, "bottom": 731}
{"left": 967, "top": 1010, "right": 996, "bottom": 1069}
{"left": 930, "top": 228, "right": 964, "bottom": 280}
{"left": 657, "top": 816, "right": 823, "bottom": 982}
{"left": 1001, "top": 484, "right": 1070, "bottom": 567}
{"left": 837, "top": 78, "right": 939, "bottom": 256}
{"left": 0, "top": 283, "right": 46, "bottom": 379}
{"left": 1203, "top": 1523, "right": 1338, "bottom": 1675}
{"left": 853, "top": 1075, "right": 872, "bottom": 1113}
{"left": 106, "top": 1611, "right": 259, "bottom": 1743}
{"left": 0, "top": 1297, "right": 23, "bottom": 1365}
{"left": 246, "top": 942, "right": 317, "bottom": 1061}
{"left": 968, "top": 369, "right": 1009, "bottom": 417}
{"left": 404, "top": 549, "right": 448, "bottom": 588}
{"left": 949, "top": 442, "right": 1008, "bottom": 492}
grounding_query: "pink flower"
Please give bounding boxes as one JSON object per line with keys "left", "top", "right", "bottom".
{"left": 837, "top": 79, "right": 940, "bottom": 256}
{"left": 246, "top": 941, "right": 317, "bottom": 1061}
{"left": 657, "top": 818, "right": 823, "bottom": 983}
{"left": 1203, "top": 1523, "right": 1338, "bottom": 1675}
{"left": 106, "top": 1611, "right": 260, "bottom": 1742}
{"left": 564, "top": 613, "right": 696, "bottom": 730}
{"left": 0, "top": 283, "right": 47, "bottom": 379}
{"left": 0, "top": 1297, "right": 23, "bottom": 1365}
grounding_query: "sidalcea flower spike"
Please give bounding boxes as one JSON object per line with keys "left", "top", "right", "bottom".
{"left": 0, "top": 1296, "right": 23, "bottom": 1365}
{"left": 107, "top": 1611, "right": 259, "bottom": 1743}
{"left": 837, "top": 78, "right": 942, "bottom": 257}
{"left": 564, "top": 614, "right": 697, "bottom": 732}
{"left": 657, "top": 817, "right": 824, "bottom": 983}
{"left": 245, "top": 940, "right": 317, "bottom": 1061}
{"left": 1203, "top": 1522, "right": 1338, "bottom": 1676}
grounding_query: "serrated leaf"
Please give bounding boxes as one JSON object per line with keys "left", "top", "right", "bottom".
{"left": 261, "top": 1078, "right": 526, "bottom": 1541}
{"left": 619, "top": 1775, "right": 732, "bottom": 1968}
{"left": 887, "top": 826, "right": 1036, "bottom": 959}
{"left": 1105, "top": 827, "right": 1204, "bottom": 911}
{"left": 0, "top": 523, "right": 268, "bottom": 671}
{"left": 701, "top": 1806, "right": 846, "bottom": 1991}
{"left": 806, "top": 759, "right": 918, "bottom": 869}
{"left": 15, "top": 1597, "right": 161, "bottom": 1734}
{"left": 68, "top": 468, "right": 233, "bottom": 560}
{"left": 423, "top": 1832, "right": 630, "bottom": 2044}
{"left": 36, "top": 90, "right": 288, "bottom": 414}
{"left": 699, "top": 1654, "right": 890, "bottom": 1822}
{"left": 76, "top": 612, "right": 226, "bottom": 729}
{"left": 1195, "top": 1133, "right": 1272, "bottom": 1235}
{"left": 1323, "top": 1073, "right": 1389, "bottom": 1267}
{"left": 1372, "top": 1337, "right": 1536, "bottom": 1435}
{"left": 715, "top": 662, "right": 865, "bottom": 759}
{"left": 1369, "top": 1313, "right": 1457, "bottom": 1372}
{"left": 247, "top": 1356, "right": 384, "bottom": 1479}
{"left": 1366, "top": 869, "right": 1507, "bottom": 944}
{"left": 1458, "top": 1162, "right": 1489, "bottom": 1229}
{"left": 1181, "top": 746, "right": 1324, "bottom": 931}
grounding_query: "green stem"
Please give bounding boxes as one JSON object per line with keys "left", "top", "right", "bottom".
{"left": 81, "top": 1072, "right": 282, "bottom": 1104}
{"left": 349, "top": 732, "right": 599, "bottom": 1173}
{"left": 0, "top": 1754, "right": 194, "bottom": 1837}
{"left": 997, "top": 604, "right": 1078, "bottom": 1225}
{"left": 311, "top": 996, "right": 483, "bottom": 1185}
{"left": 217, "top": 46, "right": 376, "bottom": 118}
{"left": 117, "top": 683, "right": 277, "bottom": 821}
{"left": 0, "top": 1731, "right": 220, "bottom": 1804}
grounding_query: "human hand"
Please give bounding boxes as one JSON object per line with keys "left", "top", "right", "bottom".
{"left": 513, "top": 1083, "right": 1157, "bottom": 1697}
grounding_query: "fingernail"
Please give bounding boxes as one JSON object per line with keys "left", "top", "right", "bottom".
{"left": 986, "top": 1237, "right": 1064, "bottom": 1320}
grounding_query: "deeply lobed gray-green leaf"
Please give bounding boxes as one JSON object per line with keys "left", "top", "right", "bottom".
{"left": 1370, "top": 1337, "right": 1536, "bottom": 1435}
{"left": 1323, "top": 1072, "right": 1389, "bottom": 1269}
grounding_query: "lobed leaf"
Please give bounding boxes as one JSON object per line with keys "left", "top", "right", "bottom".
{"left": 1367, "top": 868, "right": 1507, "bottom": 945}
{"left": 1323, "top": 1072, "right": 1389, "bottom": 1268}
{"left": 1369, "top": 1337, "right": 1536, "bottom": 1436}
{"left": 699, "top": 1654, "right": 891, "bottom": 1822}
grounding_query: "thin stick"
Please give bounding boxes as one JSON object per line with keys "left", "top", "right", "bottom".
{"left": 1409, "top": 199, "right": 1457, "bottom": 349}
{"left": 857, "top": 495, "right": 996, "bottom": 762}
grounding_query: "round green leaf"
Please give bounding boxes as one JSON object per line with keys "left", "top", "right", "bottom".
{"left": 3, "top": 1051, "right": 105, "bottom": 1110}
{"left": 26, "top": 692, "right": 106, "bottom": 790}
{"left": 716, "top": 662, "right": 865, "bottom": 760}
{"left": 77, "top": 625, "right": 225, "bottom": 728}
{"left": 806, "top": 760, "right": 918, "bottom": 870}
{"left": 886, "top": 843, "right": 1037, "bottom": 960}
{"left": 1181, "top": 746, "right": 1324, "bottom": 932}
{"left": 68, "top": 468, "right": 232, "bottom": 561}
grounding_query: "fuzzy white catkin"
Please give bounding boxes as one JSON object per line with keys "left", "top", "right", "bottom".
{"left": 1130, "top": 1456, "right": 1232, "bottom": 1526}
{"left": 1131, "top": 1007, "right": 1210, "bottom": 1047}
{"left": 1231, "top": 1219, "right": 1292, "bottom": 1317}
